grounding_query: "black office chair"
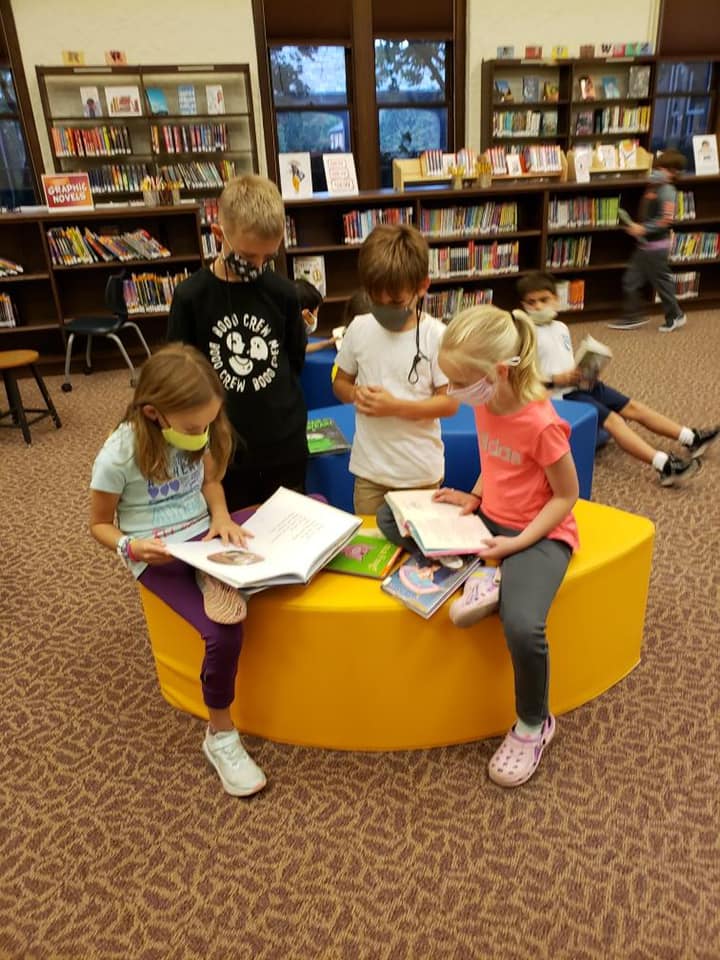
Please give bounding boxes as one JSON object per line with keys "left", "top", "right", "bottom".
{"left": 61, "top": 272, "right": 152, "bottom": 392}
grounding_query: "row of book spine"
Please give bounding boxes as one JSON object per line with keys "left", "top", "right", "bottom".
{"left": 670, "top": 232, "right": 719, "bottom": 262}
{"left": 487, "top": 145, "right": 562, "bottom": 175}
{"left": 150, "top": 123, "right": 229, "bottom": 155}
{"left": 52, "top": 125, "right": 131, "bottom": 157}
{"left": 284, "top": 215, "right": 297, "bottom": 248}
{"left": 555, "top": 279, "right": 585, "bottom": 311}
{"left": 88, "top": 163, "right": 154, "bottom": 194}
{"left": 674, "top": 192, "right": 696, "bottom": 221}
{"left": 493, "top": 111, "right": 558, "bottom": 137}
{"left": 420, "top": 202, "right": 518, "bottom": 236}
{"left": 428, "top": 241, "right": 520, "bottom": 278}
{"left": 343, "top": 207, "right": 414, "bottom": 244}
{"left": 0, "top": 293, "right": 17, "bottom": 327}
{"left": 657, "top": 271, "right": 701, "bottom": 301}
{"left": 46, "top": 227, "right": 171, "bottom": 267}
{"left": 158, "top": 160, "right": 236, "bottom": 189}
{"left": 0, "top": 257, "right": 24, "bottom": 277}
{"left": 546, "top": 236, "right": 593, "bottom": 268}
{"left": 200, "top": 199, "right": 219, "bottom": 226}
{"left": 123, "top": 270, "right": 190, "bottom": 314}
{"left": 425, "top": 287, "right": 493, "bottom": 321}
{"left": 548, "top": 196, "right": 620, "bottom": 228}
{"left": 201, "top": 233, "right": 221, "bottom": 259}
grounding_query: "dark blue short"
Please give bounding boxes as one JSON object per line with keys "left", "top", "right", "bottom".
{"left": 563, "top": 382, "right": 630, "bottom": 426}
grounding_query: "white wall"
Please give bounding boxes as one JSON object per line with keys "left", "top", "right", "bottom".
{"left": 10, "top": 0, "right": 266, "bottom": 175}
{"left": 466, "top": 0, "right": 663, "bottom": 149}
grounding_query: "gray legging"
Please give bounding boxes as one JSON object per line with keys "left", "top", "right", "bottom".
{"left": 481, "top": 511, "right": 572, "bottom": 727}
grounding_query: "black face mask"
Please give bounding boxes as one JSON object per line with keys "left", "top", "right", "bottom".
{"left": 224, "top": 250, "right": 273, "bottom": 283}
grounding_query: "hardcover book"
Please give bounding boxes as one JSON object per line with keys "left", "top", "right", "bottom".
{"left": 306, "top": 417, "right": 351, "bottom": 456}
{"left": 206, "top": 84, "right": 225, "bottom": 115}
{"left": 106, "top": 86, "right": 142, "bottom": 118}
{"left": 578, "top": 76, "right": 596, "bottom": 100}
{"left": 494, "top": 80, "right": 513, "bottom": 103}
{"left": 325, "top": 532, "right": 402, "bottom": 579}
{"left": 80, "top": 86, "right": 102, "bottom": 118}
{"left": 693, "top": 135, "right": 720, "bottom": 175}
{"left": 543, "top": 81, "right": 560, "bottom": 102}
{"left": 145, "top": 87, "right": 169, "bottom": 116}
{"left": 384, "top": 489, "right": 492, "bottom": 558}
{"left": 177, "top": 84, "right": 197, "bottom": 115}
{"left": 602, "top": 77, "right": 621, "bottom": 99}
{"left": 166, "top": 487, "right": 361, "bottom": 593}
{"left": 574, "top": 334, "right": 612, "bottom": 384}
{"left": 381, "top": 553, "right": 482, "bottom": 619}
{"left": 524, "top": 46, "right": 543, "bottom": 59}
{"left": 279, "top": 152, "right": 313, "bottom": 199}
{"left": 628, "top": 66, "right": 651, "bottom": 98}
{"left": 522, "top": 76, "right": 540, "bottom": 102}
{"left": 322, "top": 153, "right": 359, "bottom": 195}
{"left": 293, "top": 254, "right": 326, "bottom": 297}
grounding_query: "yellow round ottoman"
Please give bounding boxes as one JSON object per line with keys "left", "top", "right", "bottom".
{"left": 139, "top": 499, "right": 655, "bottom": 750}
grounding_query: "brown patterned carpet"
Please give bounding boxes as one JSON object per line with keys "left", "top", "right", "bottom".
{"left": 2, "top": 309, "right": 720, "bottom": 960}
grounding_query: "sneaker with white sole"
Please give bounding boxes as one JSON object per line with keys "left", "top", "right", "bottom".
{"left": 607, "top": 317, "right": 649, "bottom": 330}
{"left": 658, "top": 314, "right": 687, "bottom": 332}
{"left": 203, "top": 728, "right": 266, "bottom": 797}
{"left": 686, "top": 425, "right": 719, "bottom": 457}
{"left": 449, "top": 566, "right": 500, "bottom": 627}
{"left": 658, "top": 453, "right": 702, "bottom": 487}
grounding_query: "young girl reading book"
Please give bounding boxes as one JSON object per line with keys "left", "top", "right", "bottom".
{"left": 435, "top": 306, "right": 580, "bottom": 788}
{"left": 89, "top": 344, "right": 266, "bottom": 798}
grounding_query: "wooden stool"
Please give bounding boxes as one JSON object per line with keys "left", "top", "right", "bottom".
{"left": 0, "top": 350, "right": 61, "bottom": 444}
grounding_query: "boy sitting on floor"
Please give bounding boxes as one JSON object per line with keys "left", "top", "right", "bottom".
{"left": 516, "top": 271, "right": 717, "bottom": 487}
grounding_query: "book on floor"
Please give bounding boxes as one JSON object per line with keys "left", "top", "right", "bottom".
{"left": 381, "top": 553, "right": 482, "bottom": 619}
{"left": 306, "top": 416, "right": 351, "bottom": 456}
{"left": 325, "top": 531, "right": 403, "bottom": 579}
{"left": 574, "top": 334, "right": 612, "bottom": 384}
{"left": 384, "top": 489, "right": 492, "bottom": 558}
{"left": 165, "top": 487, "right": 361, "bottom": 592}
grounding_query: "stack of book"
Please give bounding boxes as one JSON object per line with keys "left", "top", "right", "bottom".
{"left": 0, "top": 292, "right": 17, "bottom": 327}
{"left": 548, "top": 195, "right": 620, "bottom": 228}
{"left": 425, "top": 287, "right": 493, "bottom": 321}
{"left": 546, "top": 235, "right": 592, "bottom": 268}
{"left": 555, "top": 278, "right": 586, "bottom": 311}
{"left": 342, "top": 207, "right": 414, "bottom": 244}
{"left": 122, "top": 269, "right": 190, "bottom": 314}
{"left": 51, "top": 126, "right": 131, "bottom": 157}
{"left": 670, "top": 232, "right": 719, "bottom": 262}
{"left": 87, "top": 163, "right": 154, "bottom": 194}
{"left": 157, "top": 160, "right": 236, "bottom": 190}
{"left": 46, "top": 227, "right": 171, "bottom": 266}
{"left": 0, "top": 256, "right": 23, "bottom": 277}
{"left": 150, "top": 123, "right": 229, "bottom": 155}
{"left": 428, "top": 241, "right": 519, "bottom": 278}
{"left": 674, "top": 192, "right": 696, "bottom": 222}
{"left": 420, "top": 202, "right": 517, "bottom": 237}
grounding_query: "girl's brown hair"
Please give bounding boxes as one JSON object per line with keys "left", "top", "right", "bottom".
{"left": 123, "top": 343, "right": 234, "bottom": 483}
{"left": 439, "top": 305, "right": 546, "bottom": 405}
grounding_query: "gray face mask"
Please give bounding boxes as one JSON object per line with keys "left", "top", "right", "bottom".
{"left": 370, "top": 300, "right": 413, "bottom": 332}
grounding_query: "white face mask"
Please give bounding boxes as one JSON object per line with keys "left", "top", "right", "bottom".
{"left": 527, "top": 306, "right": 558, "bottom": 326}
{"left": 447, "top": 376, "right": 498, "bottom": 406}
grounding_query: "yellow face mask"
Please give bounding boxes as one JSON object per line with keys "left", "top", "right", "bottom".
{"left": 161, "top": 425, "right": 209, "bottom": 452}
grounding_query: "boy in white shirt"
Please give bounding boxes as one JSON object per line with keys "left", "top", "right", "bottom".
{"left": 517, "top": 272, "right": 716, "bottom": 487}
{"left": 333, "top": 224, "right": 458, "bottom": 541}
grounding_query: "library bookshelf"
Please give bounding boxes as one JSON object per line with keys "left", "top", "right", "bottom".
{"left": 0, "top": 204, "right": 202, "bottom": 362}
{"left": 282, "top": 174, "right": 720, "bottom": 329}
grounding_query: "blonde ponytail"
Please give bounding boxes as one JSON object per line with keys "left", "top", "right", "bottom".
{"left": 439, "top": 305, "right": 546, "bottom": 405}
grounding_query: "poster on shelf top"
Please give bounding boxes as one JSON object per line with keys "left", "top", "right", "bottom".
{"left": 41, "top": 173, "right": 94, "bottom": 212}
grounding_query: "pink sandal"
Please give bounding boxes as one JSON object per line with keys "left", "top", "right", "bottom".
{"left": 488, "top": 714, "right": 556, "bottom": 788}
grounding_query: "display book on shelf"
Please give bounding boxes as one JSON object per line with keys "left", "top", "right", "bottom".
{"left": 0, "top": 203, "right": 203, "bottom": 358}
{"left": 279, "top": 174, "right": 720, "bottom": 327}
{"left": 35, "top": 64, "right": 259, "bottom": 202}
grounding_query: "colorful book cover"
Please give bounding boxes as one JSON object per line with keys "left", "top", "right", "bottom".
{"left": 306, "top": 417, "right": 351, "bottom": 456}
{"left": 325, "top": 533, "right": 402, "bottom": 579}
{"left": 178, "top": 84, "right": 197, "bottom": 116}
{"left": 279, "top": 152, "right": 313, "bottom": 199}
{"left": 522, "top": 76, "right": 540, "bottom": 102}
{"left": 543, "top": 81, "right": 559, "bottom": 102}
{"left": 494, "top": 80, "right": 513, "bottom": 103}
{"left": 106, "top": 85, "right": 142, "bottom": 117}
{"left": 80, "top": 86, "right": 102, "bottom": 118}
{"left": 524, "top": 46, "right": 543, "bottom": 59}
{"left": 145, "top": 87, "right": 170, "bottom": 116}
{"left": 293, "top": 255, "right": 326, "bottom": 297}
{"left": 381, "top": 554, "right": 481, "bottom": 619}
{"left": 602, "top": 77, "right": 621, "bottom": 99}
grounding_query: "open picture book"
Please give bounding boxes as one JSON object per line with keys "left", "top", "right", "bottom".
{"left": 384, "top": 489, "right": 492, "bottom": 557}
{"left": 381, "top": 554, "right": 482, "bottom": 619}
{"left": 574, "top": 334, "right": 612, "bottom": 384}
{"left": 166, "top": 487, "right": 361, "bottom": 592}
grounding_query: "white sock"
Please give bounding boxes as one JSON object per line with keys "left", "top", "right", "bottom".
{"left": 678, "top": 427, "right": 694, "bottom": 446}
{"left": 515, "top": 718, "right": 544, "bottom": 737}
{"left": 652, "top": 451, "right": 669, "bottom": 473}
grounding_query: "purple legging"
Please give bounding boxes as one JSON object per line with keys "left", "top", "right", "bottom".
{"left": 138, "top": 507, "right": 254, "bottom": 710}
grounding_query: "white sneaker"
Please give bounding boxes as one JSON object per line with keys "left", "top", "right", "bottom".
{"left": 658, "top": 314, "right": 687, "bottom": 332}
{"left": 202, "top": 728, "right": 266, "bottom": 797}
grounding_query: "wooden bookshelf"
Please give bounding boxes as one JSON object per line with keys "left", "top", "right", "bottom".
{"left": 282, "top": 174, "right": 720, "bottom": 326}
{"left": 0, "top": 204, "right": 202, "bottom": 360}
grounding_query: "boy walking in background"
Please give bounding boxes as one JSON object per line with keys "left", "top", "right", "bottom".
{"left": 332, "top": 225, "right": 458, "bottom": 541}
{"left": 168, "top": 175, "right": 308, "bottom": 512}
{"left": 518, "top": 272, "right": 716, "bottom": 486}
{"left": 609, "top": 149, "right": 688, "bottom": 332}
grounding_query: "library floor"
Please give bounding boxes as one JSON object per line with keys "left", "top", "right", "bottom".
{"left": 3, "top": 310, "right": 720, "bottom": 960}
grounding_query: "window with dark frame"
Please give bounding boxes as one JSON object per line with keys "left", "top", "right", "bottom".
{"left": 375, "top": 39, "right": 450, "bottom": 188}
{"left": 0, "top": 66, "right": 36, "bottom": 207}
{"left": 269, "top": 45, "right": 352, "bottom": 191}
